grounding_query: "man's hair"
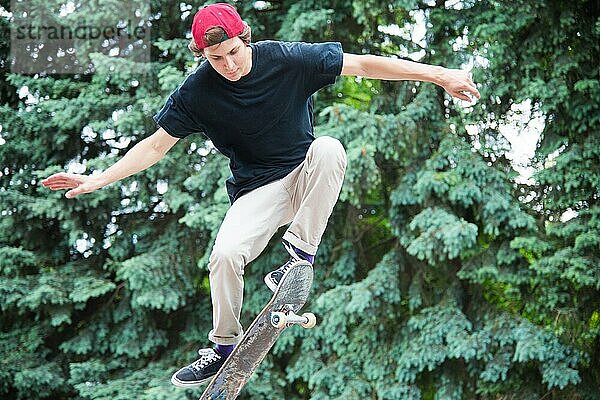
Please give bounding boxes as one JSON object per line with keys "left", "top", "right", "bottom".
{"left": 188, "top": 24, "right": 252, "bottom": 58}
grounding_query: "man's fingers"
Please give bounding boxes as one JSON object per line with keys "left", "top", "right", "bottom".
{"left": 65, "top": 186, "right": 87, "bottom": 198}
{"left": 457, "top": 79, "right": 479, "bottom": 98}
{"left": 41, "top": 173, "right": 85, "bottom": 189}
{"left": 468, "top": 83, "right": 480, "bottom": 98}
{"left": 465, "top": 71, "right": 481, "bottom": 99}
{"left": 46, "top": 178, "right": 76, "bottom": 185}
{"left": 43, "top": 172, "right": 82, "bottom": 182}
{"left": 455, "top": 91, "right": 473, "bottom": 102}
{"left": 45, "top": 183, "right": 79, "bottom": 190}
{"left": 455, "top": 82, "right": 479, "bottom": 101}
{"left": 42, "top": 172, "right": 70, "bottom": 182}
{"left": 466, "top": 88, "right": 480, "bottom": 99}
{"left": 42, "top": 177, "right": 73, "bottom": 185}
{"left": 42, "top": 179, "right": 79, "bottom": 189}
{"left": 443, "top": 69, "right": 480, "bottom": 102}
{"left": 65, "top": 185, "right": 94, "bottom": 198}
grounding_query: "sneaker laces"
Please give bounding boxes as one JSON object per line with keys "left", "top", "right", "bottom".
{"left": 274, "top": 242, "right": 301, "bottom": 278}
{"left": 190, "top": 349, "right": 220, "bottom": 372}
{"left": 275, "top": 259, "right": 294, "bottom": 280}
{"left": 283, "top": 241, "right": 301, "bottom": 261}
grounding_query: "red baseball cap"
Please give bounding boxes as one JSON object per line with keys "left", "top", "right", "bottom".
{"left": 191, "top": 3, "right": 246, "bottom": 50}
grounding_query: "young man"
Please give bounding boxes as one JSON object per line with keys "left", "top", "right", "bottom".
{"left": 42, "top": 3, "right": 479, "bottom": 387}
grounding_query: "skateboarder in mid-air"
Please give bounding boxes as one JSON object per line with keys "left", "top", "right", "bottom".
{"left": 42, "top": 3, "right": 480, "bottom": 387}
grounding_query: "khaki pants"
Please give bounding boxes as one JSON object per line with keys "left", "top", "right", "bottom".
{"left": 207, "top": 136, "right": 347, "bottom": 345}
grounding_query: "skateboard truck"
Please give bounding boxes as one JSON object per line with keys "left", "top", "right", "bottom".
{"left": 270, "top": 309, "right": 316, "bottom": 329}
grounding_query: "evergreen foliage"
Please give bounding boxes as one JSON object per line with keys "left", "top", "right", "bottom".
{"left": 0, "top": 0, "right": 597, "bottom": 399}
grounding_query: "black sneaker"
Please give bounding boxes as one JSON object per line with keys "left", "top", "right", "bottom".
{"left": 264, "top": 241, "right": 304, "bottom": 292}
{"left": 171, "top": 348, "right": 225, "bottom": 388}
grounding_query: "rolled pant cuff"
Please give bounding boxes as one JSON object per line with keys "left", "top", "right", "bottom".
{"left": 282, "top": 232, "right": 318, "bottom": 256}
{"left": 208, "top": 330, "right": 243, "bottom": 346}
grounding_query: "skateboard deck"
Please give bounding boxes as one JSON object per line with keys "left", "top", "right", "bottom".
{"left": 199, "top": 260, "right": 314, "bottom": 400}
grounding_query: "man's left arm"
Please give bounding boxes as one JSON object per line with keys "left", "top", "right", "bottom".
{"left": 341, "top": 53, "right": 480, "bottom": 102}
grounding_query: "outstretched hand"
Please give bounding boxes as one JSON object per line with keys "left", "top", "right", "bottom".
{"left": 440, "top": 69, "right": 480, "bottom": 102}
{"left": 41, "top": 172, "right": 104, "bottom": 198}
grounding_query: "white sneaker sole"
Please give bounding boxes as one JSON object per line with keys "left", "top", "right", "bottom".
{"left": 170, "top": 369, "right": 212, "bottom": 388}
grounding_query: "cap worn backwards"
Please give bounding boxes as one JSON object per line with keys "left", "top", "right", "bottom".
{"left": 191, "top": 3, "right": 245, "bottom": 50}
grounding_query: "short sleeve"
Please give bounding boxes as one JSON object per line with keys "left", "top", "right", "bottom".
{"left": 153, "top": 93, "right": 204, "bottom": 139}
{"left": 299, "top": 42, "right": 343, "bottom": 95}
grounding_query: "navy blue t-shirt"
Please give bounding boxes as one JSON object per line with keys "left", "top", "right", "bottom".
{"left": 153, "top": 40, "right": 343, "bottom": 203}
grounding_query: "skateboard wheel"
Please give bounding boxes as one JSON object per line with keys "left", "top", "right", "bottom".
{"left": 271, "top": 312, "right": 287, "bottom": 329}
{"left": 301, "top": 313, "right": 317, "bottom": 328}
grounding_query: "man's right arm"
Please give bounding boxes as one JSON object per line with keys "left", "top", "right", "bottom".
{"left": 42, "top": 127, "right": 179, "bottom": 198}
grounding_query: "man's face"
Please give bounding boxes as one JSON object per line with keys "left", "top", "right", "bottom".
{"left": 203, "top": 36, "right": 252, "bottom": 81}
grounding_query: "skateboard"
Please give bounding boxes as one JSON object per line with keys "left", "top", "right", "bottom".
{"left": 199, "top": 260, "right": 316, "bottom": 400}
